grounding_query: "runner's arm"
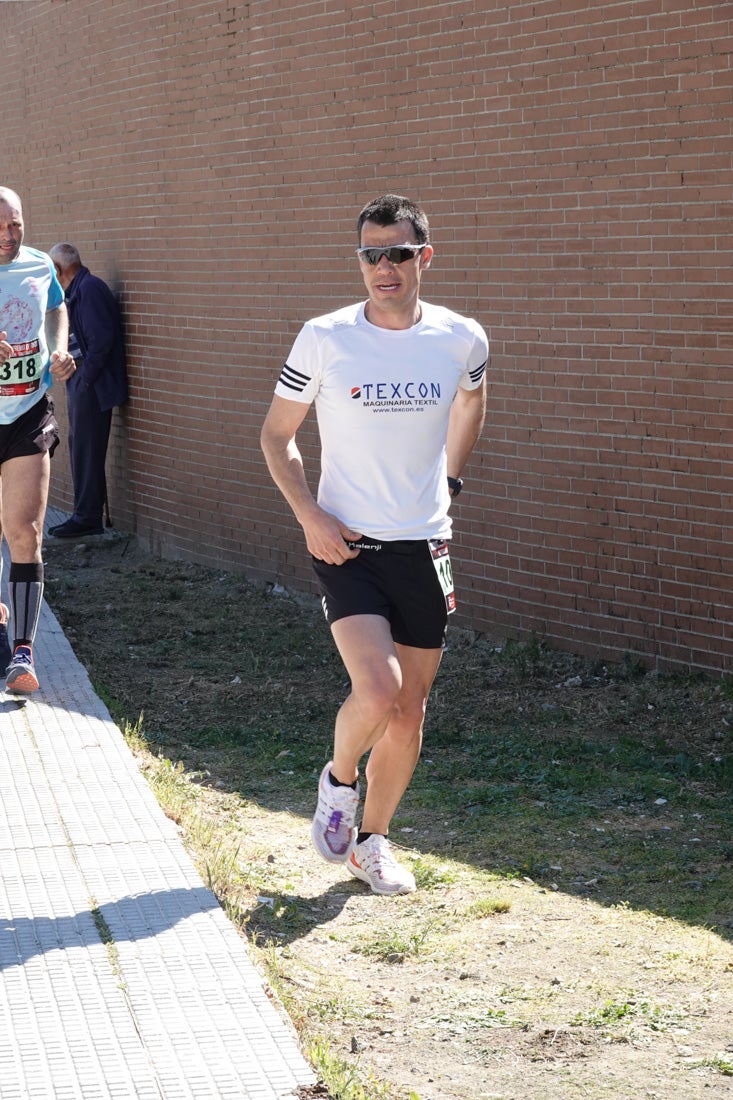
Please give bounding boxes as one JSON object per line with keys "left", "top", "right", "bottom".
{"left": 45, "top": 304, "right": 76, "bottom": 379}
{"left": 45, "top": 303, "right": 69, "bottom": 356}
{"left": 446, "top": 378, "right": 486, "bottom": 483}
{"left": 260, "top": 395, "right": 361, "bottom": 564}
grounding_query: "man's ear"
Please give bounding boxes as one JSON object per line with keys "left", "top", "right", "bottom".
{"left": 420, "top": 244, "right": 434, "bottom": 269}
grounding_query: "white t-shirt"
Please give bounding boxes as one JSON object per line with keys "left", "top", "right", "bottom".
{"left": 0, "top": 245, "right": 64, "bottom": 424}
{"left": 275, "top": 300, "right": 488, "bottom": 541}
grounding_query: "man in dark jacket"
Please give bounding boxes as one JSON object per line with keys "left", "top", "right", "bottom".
{"left": 48, "top": 244, "right": 128, "bottom": 537}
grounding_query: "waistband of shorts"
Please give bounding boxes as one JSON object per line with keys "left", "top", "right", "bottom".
{"left": 346, "top": 536, "right": 438, "bottom": 554}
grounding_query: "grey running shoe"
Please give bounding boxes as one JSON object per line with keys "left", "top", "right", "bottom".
{"left": 0, "top": 604, "right": 10, "bottom": 672}
{"left": 347, "top": 834, "right": 416, "bottom": 895}
{"left": 5, "top": 645, "right": 39, "bottom": 694}
{"left": 310, "top": 762, "right": 359, "bottom": 863}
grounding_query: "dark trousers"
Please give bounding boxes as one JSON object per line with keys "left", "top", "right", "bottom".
{"left": 66, "top": 373, "right": 112, "bottom": 528}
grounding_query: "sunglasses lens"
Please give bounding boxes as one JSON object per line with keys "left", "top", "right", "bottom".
{"left": 359, "top": 246, "right": 421, "bottom": 265}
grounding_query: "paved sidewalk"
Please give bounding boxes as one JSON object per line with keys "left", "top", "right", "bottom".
{"left": 0, "top": 513, "right": 316, "bottom": 1099}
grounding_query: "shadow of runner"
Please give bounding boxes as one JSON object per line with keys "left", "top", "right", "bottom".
{"left": 247, "top": 881, "right": 356, "bottom": 950}
{"left": 0, "top": 886, "right": 221, "bottom": 969}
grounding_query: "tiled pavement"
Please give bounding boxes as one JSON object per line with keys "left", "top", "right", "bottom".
{"left": 0, "top": 510, "right": 316, "bottom": 1099}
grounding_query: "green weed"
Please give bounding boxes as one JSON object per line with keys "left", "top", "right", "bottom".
{"left": 308, "top": 1036, "right": 395, "bottom": 1099}
{"left": 464, "top": 896, "right": 511, "bottom": 919}
{"left": 410, "top": 855, "right": 457, "bottom": 889}
{"left": 571, "top": 995, "right": 687, "bottom": 1033}
{"left": 355, "top": 924, "right": 437, "bottom": 963}
{"left": 689, "top": 1053, "right": 733, "bottom": 1076}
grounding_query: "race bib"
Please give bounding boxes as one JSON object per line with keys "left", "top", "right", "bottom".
{"left": 0, "top": 339, "right": 42, "bottom": 397}
{"left": 430, "top": 539, "right": 456, "bottom": 614}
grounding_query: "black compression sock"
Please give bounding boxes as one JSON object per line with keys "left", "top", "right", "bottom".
{"left": 328, "top": 769, "right": 357, "bottom": 791}
{"left": 9, "top": 562, "right": 43, "bottom": 647}
{"left": 357, "top": 831, "right": 385, "bottom": 845}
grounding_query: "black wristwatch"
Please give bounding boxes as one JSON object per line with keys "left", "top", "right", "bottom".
{"left": 447, "top": 476, "right": 464, "bottom": 497}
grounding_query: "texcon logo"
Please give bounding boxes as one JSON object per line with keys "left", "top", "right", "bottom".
{"left": 350, "top": 381, "right": 442, "bottom": 401}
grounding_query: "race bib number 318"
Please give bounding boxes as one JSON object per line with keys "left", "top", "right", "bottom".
{"left": 0, "top": 339, "right": 42, "bottom": 397}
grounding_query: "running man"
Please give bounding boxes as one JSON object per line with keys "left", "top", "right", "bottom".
{"left": 261, "top": 194, "right": 487, "bottom": 894}
{"left": 0, "top": 186, "right": 76, "bottom": 693}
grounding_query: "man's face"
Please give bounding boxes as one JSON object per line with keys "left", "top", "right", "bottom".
{"left": 358, "top": 218, "right": 433, "bottom": 326}
{"left": 0, "top": 198, "right": 24, "bottom": 265}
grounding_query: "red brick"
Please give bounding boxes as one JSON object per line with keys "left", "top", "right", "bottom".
{"left": 6, "top": 0, "right": 730, "bottom": 673}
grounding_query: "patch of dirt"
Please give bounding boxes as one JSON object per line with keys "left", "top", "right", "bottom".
{"left": 43, "top": 532, "right": 733, "bottom": 1100}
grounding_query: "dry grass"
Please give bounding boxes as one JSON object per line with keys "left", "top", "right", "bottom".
{"left": 44, "top": 533, "right": 733, "bottom": 1100}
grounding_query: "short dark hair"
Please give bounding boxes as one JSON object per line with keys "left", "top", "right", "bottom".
{"left": 356, "top": 194, "right": 430, "bottom": 244}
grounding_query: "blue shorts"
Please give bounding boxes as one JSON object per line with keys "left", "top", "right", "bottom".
{"left": 312, "top": 537, "right": 453, "bottom": 650}
{"left": 0, "top": 394, "right": 59, "bottom": 466}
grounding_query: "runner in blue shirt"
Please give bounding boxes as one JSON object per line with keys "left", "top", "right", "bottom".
{"left": 0, "top": 187, "right": 77, "bottom": 693}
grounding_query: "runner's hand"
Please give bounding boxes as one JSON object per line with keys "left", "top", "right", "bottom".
{"left": 301, "top": 508, "right": 362, "bottom": 565}
{"left": 49, "top": 350, "right": 76, "bottom": 381}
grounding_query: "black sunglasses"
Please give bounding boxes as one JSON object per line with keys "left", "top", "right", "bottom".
{"left": 356, "top": 244, "right": 426, "bottom": 266}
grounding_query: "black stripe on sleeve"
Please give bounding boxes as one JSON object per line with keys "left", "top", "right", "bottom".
{"left": 469, "top": 360, "right": 486, "bottom": 384}
{"left": 277, "top": 363, "right": 310, "bottom": 393}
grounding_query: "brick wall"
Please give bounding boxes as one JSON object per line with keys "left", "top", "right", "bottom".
{"left": 6, "top": 1, "right": 732, "bottom": 672}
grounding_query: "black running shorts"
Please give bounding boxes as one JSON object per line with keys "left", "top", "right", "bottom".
{"left": 0, "top": 394, "right": 59, "bottom": 466}
{"left": 312, "top": 537, "right": 454, "bottom": 650}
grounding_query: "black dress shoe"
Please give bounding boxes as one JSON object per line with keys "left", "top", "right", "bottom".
{"left": 48, "top": 519, "right": 104, "bottom": 539}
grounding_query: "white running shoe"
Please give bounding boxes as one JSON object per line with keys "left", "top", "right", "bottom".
{"left": 347, "top": 834, "right": 416, "bottom": 895}
{"left": 310, "top": 762, "right": 359, "bottom": 863}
